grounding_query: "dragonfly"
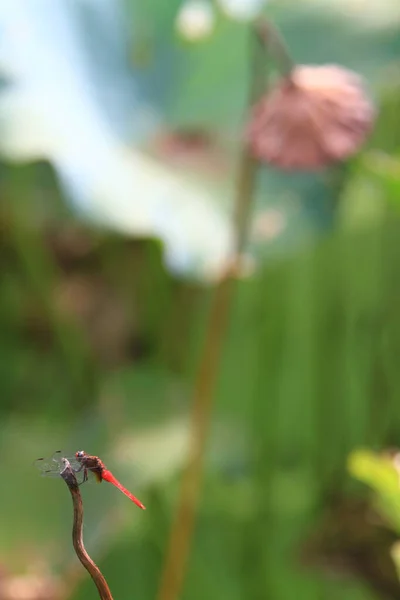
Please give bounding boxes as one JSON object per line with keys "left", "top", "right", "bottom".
{"left": 35, "top": 450, "right": 146, "bottom": 510}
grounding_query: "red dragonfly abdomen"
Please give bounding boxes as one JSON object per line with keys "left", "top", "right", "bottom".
{"left": 101, "top": 469, "right": 146, "bottom": 510}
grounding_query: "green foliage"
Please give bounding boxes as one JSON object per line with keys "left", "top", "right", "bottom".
{"left": 349, "top": 449, "right": 400, "bottom": 533}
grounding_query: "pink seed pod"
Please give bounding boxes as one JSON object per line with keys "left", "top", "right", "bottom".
{"left": 247, "top": 64, "right": 376, "bottom": 170}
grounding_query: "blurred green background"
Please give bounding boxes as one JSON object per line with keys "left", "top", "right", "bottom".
{"left": 1, "top": 1, "right": 400, "bottom": 600}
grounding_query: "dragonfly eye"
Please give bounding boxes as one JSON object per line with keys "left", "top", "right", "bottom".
{"left": 76, "top": 450, "right": 85, "bottom": 458}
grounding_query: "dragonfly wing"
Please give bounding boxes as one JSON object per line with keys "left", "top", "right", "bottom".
{"left": 34, "top": 452, "right": 101, "bottom": 485}
{"left": 34, "top": 451, "right": 77, "bottom": 476}
{"left": 63, "top": 457, "right": 83, "bottom": 471}
{"left": 61, "top": 461, "right": 98, "bottom": 485}
{"left": 53, "top": 455, "right": 89, "bottom": 484}
{"left": 34, "top": 453, "right": 63, "bottom": 475}
{"left": 36, "top": 466, "right": 63, "bottom": 478}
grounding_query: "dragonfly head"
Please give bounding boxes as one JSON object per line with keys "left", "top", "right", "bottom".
{"left": 75, "top": 450, "right": 86, "bottom": 460}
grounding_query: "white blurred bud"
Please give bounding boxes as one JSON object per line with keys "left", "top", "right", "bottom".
{"left": 176, "top": 0, "right": 215, "bottom": 41}
{"left": 217, "top": 0, "right": 266, "bottom": 21}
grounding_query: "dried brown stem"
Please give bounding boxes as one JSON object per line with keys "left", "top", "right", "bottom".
{"left": 60, "top": 459, "right": 113, "bottom": 600}
{"left": 155, "top": 25, "right": 261, "bottom": 600}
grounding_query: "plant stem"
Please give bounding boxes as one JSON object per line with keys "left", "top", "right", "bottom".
{"left": 255, "top": 18, "right": 295, "bottom": 77}
{"left": 156, "top": 25, "right": 261, "bottom": 600}
{"left": 60, "top": 460, "right": 114, "bottom": 600}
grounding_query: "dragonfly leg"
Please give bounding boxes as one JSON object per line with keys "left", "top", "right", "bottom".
{"left": 76, "top": 468, "right": 88, "bottom": 487}
{"left": 73, "top": 464, "right": 87, "bottom": 487}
